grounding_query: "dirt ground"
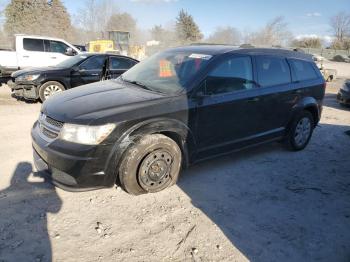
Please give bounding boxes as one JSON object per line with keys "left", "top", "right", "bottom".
{"left": 0, "top": 76, "right": 349, "bottom": 262}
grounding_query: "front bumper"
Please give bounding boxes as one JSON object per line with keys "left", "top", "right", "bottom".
{"left": 31, "top": 121, "right": 117, "bottom": 191}
{"left": 337, "top": 89, "right": 350, "bottom": 105}
{"left": 10, "top": 81, "right": 39, "bottom": 100}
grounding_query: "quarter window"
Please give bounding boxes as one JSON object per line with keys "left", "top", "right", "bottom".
{"left": 256, "top": 56, "right": 291, "bottom": 87}
{"left": 80, "top": 56, "right": 106, "bottom": 70}
{"left": 205, "top": 56, "right": 254, "bottom": 95}
{"left": 289, "top": 59, "right": 318, "bottom": 81}
{"left": 23, "top": 38, "right": 44, "bottom": 52}
{"left": 109, "top": 57, "right": 136, "bottom": 70}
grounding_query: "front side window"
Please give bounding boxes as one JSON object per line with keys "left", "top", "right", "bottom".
{"left": 109, "top": 57, "right": 135, "bottom": 70}
{"left": 289, "top": 59, "right": 318, "bottom": 81}
{"left": 256, "top": 56, "right": 291, "bottom": 87}
{"left": 122, "top": 51, "right": 211, "bottom": 94}
{"left": 49, "top": 40, "right": 69, "bottom": 54}
{"left": 80, "top": 56, "right": 106, "bottom": 70}
{"left": 205, "top": 56, "right": 254, "bottom": 95}
{"left": 23, "top": 38, "right": 44, "bottom": 52}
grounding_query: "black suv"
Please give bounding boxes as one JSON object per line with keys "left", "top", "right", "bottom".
{"left": 31, "top": 46, "right": 325, "bottom": 194}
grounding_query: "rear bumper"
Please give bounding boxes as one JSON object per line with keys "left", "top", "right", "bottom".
{"left": 31, "top": 121, "right": 116, "bottom": 191}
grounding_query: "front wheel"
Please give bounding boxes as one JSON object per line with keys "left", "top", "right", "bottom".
{"left": 39, "top": 81, "right": 65, "bottom": 102}
{"left": 286, "top": 111, "right": 314, "bottom": 151}
{"left": 119, "top": 134, "right": 182, "bottom": 195}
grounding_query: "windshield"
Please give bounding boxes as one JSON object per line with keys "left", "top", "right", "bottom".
{"left": 55, "top": 54, "right": 90, "bottom": 68}
{"left": 121, "top": 50, "right": 212, "bottom": 94}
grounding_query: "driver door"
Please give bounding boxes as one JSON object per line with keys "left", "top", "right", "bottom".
{"left": 71, "top": 55, "right": 107, "bottom": 87}
{"left": 194, "top": 55, "right": 264, "bottom": 158}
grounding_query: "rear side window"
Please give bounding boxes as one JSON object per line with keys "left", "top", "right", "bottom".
{"left": 205, "top": 56, "right": 254, "bottom": 95}
{"left": 256, "top": 56, "right": 291, "bottom": 87}
{"left": 109, "top": 57, "right": 136, "bottom": 70}
{"left": 23, "top": 38, "right": 44, "bottom": 52}
{"left": 80, "top": 56, "right": 106, "bottom": 70}
{"left": 289, "top": 59, "right": 318, "bottom": 81}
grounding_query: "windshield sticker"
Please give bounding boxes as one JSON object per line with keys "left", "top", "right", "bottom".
{"left": 159, "top": 60, "right": 174, "bottom": 78}
{"left": 189, "top": 53, "right": 212, "bottom": 60}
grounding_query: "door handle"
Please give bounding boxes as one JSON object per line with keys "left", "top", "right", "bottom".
{"left": 91, "top": 73, "right": 99, "bottom": 76}
{"left": 23, "top": 55, "right": 29, "bottom": 58}
{"left": 294, "top": 89, "right": 303, "bottom": 94}
{"left": 247, "top": 97, "right": 260, "bottom": 102}
{"left": 51, "top": 57, "right": 57, "bottom": 59}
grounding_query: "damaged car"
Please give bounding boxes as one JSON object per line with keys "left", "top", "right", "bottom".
{"left": 31, "top": 45, "right": 325, "bottom": 194}
{"left": 10, "top": 53, "right": 138, "bottom": 102}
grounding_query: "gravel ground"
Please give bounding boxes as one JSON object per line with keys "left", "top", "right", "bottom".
{"left": 0, "top": 78, "right": 349, "bottom": 262}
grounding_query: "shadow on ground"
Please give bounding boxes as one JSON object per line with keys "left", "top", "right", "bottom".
{"left": 178, "top": 123, "right": 350, "bottom": 262}
{"left": 0, "top": 162, "right": 62, "bottom": 262}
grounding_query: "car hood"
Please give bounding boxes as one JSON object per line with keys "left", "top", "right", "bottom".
{"left": 12, "top": 66, "right": 67, "bottom": 77}
{"left": 42, "top": 79, "right": 170, "bottom": 125}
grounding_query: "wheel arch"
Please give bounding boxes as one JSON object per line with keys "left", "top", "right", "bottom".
{"left": 290, "top": 97, "right": 320, "bottom": 127}
{"left": 103, "top": 118, "right": 196, "bottom": 186}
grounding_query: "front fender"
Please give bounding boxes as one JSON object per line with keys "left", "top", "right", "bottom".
{"left": 102, "top": 118, "right": 196, "bottom": 185}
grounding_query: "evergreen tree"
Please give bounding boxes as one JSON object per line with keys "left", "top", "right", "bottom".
{"left": 175, "top": 9, "right": 202, "bottom": 44}
{"left": 4, "top": 0, "right": 72, "bottom": 39}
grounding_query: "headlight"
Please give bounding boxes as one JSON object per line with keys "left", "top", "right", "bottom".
{"left": 16, "top": 74, "right": 40, "bottom": 82}
{"left": 59, "top": 123, "right": 116, "bottom": 145}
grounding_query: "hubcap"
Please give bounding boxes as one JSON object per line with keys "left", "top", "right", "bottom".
{"left": 44, "top": 85, "right": 62, "bottom": 99}
{"left": 138, "top": 150, "right": 173, "bottom": 191}
{"left": 294, "top": 117, "right": 311, "bottom": 147}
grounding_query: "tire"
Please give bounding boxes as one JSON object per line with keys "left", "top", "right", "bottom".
{"left": 39, "top": 81, "right": 65, "bottom": 102}
{"left": 286, "top": 110, "right": 314, "bottom": 151}
{"left": 119, "top": 134, "right": 182, "bottom": 195}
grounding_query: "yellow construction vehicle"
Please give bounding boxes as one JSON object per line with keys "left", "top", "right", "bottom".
{"left": 88, "top": 30, "right": 130, "bottom": 55}
{"left": 87, "top": 31, "right": 146, "bottom": 60}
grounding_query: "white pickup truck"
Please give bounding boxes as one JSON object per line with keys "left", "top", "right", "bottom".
{"left": 0, "top": 34, "right": 81, "bottom": 84}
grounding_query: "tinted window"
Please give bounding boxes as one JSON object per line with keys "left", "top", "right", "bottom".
{"left": 109, "top": 57, "right": 135, "bottom": 70}
{"left": 80, "top": 56, "right": 106, "bottom": 70}
{"left": 49, "top": 40, "right": 69, "bottom": 54}
{"left": 289, "top": 59, "right": 318, "bottom": 81}
{"left": 23, "top": 38, "right": 44, "bottom": 52}
{"left": 256, "top": 56, "right": 291, "bottom": 87}
{"left": 205, "top": 56, "right": 254, "bottom": 95}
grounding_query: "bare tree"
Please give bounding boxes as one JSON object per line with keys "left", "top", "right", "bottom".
{"left": 207, "top": 26, "right": 241, "bottom": 45}
{"left": 330, "top": 12, "right": 350, "bottom": 42}
{"left": 292, "top": 37, "right": 323, "bottom": 49}
{"left": 75, "top": 0, "right": 119, "bottom": 36}
{"left": 247, "top": 16, "right": 293, "bottom": 47}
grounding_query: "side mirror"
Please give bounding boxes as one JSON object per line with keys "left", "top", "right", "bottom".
{"left": 65, "top": 47, "right": 74, "bottom": 56}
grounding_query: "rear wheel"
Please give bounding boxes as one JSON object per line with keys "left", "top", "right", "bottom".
{"left": 119, "top": 134, "right": 182, "bottom": 195}
{"left": 39, "top": 81, "right": 65, "bottom": 102}
{"left": 286, "top": 110, "right": 314, "bottom": 151}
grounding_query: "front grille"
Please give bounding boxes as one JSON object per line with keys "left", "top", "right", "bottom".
{"left": 46, "top": 116, "right": 64, "bottom": 128}
{"left": 39, "top": 114, "right": 64, "bottom": 141}
{"left": 42, "top": 126, "right": 59, "bottom": 139}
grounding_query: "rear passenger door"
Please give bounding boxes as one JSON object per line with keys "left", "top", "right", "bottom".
{"left": 107, "top": 56, "right": 137, "bottom": 79}
{"left": 19, "top": 38, "right": 50, "bottom": 68}
{"left": 254, "top": 55, "right": 296, "bottom": 134}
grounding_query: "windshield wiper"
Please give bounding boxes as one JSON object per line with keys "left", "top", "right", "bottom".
{"left": 121, "top": 76, "right": 154, "bottom": 92}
